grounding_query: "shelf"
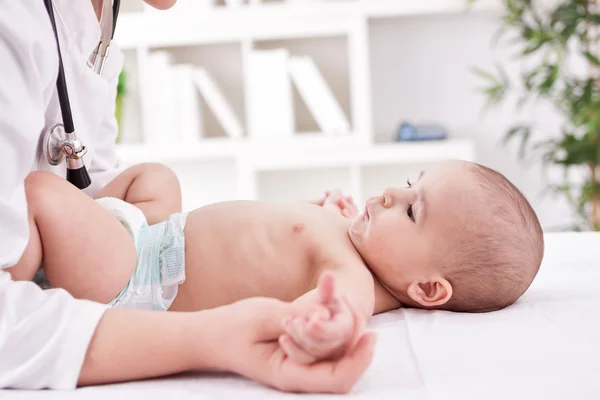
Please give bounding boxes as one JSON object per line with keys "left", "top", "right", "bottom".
{"left": 115, "top": 5, "right": 355, "bottom": 49}
{"left": 248, "top": 138, "right": 475, "bottom": 171}
{"left": 361, "top": 0, "right": 501, "bottom": 19}
{"left": 117, "top": 136, "right": 475, "bottom": 170}
{"left": 116, "top": 138, "right": 240, "bottom": 163}
{"left": 115, "top": 0, "right": 501, "bottom": 49}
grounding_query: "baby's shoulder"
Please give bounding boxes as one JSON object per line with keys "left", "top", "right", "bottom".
{"left": 309, "top": 227, "right": 366, "bottom": 272}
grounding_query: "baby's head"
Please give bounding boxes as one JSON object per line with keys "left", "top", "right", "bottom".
{"left": 349, "top": 160, "right": 544, "bottom": 312}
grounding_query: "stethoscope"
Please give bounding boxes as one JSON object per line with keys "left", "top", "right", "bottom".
{"left": 42, "top": 0, "right": 121, "bottom": 189}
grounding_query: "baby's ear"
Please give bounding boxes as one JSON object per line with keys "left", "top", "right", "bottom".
{"left": 407, "top": 278, "right": 452, "bottom": 308}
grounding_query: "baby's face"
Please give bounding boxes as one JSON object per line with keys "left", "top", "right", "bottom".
{"left": 348, "top": 161, "right": 475, "bottom": 302}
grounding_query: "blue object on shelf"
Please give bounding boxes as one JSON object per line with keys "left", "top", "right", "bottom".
{"left": 396, "top": 122, "right": 448, "bottom": 142}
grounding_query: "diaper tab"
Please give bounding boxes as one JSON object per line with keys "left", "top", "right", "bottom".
{"left": 159, "top": 213, "right": 188, "bottom": 305}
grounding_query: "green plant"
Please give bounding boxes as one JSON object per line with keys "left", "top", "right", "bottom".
{"left": 470, "top": 0, "right": 600, "bottom": 231}
{"left": 115, "top": 69, "right": 127, "bottom": 143}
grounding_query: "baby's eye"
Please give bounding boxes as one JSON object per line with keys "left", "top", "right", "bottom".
{"left": 407, "top": 205, "right": 415, "bottom": 222}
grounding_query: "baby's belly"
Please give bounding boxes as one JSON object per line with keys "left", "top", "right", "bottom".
{"left": 168, "top": 212, "right": 316, "bottom": 312}
{"left": 170, "top": 260, "right": 313, "bottom": 312}
{"left": 169, "top": 240, "right": 316, "bottom": 311}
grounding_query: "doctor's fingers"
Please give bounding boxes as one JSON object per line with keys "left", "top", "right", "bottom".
{"left": 274, "top": 331, "right": 377, "bottom": 394}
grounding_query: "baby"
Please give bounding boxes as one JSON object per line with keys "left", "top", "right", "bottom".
{"left": 9, "top": 159, "right": 544, "bottom": 364}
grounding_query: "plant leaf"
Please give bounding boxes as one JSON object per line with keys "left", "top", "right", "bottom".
{"left": 470, "top": 66, "right": 499, "bottom": 83}
{"left": 583, "top": 50, "right": 600, "bottom": 66}
{"left": 522, "top": 40, "right": 544, "bottom": 55}
{"left": 503, "top": 124, "right": 533, "bottom": 159}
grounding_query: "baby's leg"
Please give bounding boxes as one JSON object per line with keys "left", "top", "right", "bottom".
{"left": 94, "top": 163, "right": 182, "bottom": 225}
{"left": 6, "top": 171, "right": 137, "bottom": 304}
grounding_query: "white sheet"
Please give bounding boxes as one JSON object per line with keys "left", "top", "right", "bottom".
{"left": 3, "top": 232, "right": 599, "bottom": 399}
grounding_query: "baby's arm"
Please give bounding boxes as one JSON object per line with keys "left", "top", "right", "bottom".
{"left": 281, "top": 263, "right": 375, "bottom": 364}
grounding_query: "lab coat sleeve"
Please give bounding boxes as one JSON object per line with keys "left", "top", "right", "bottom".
{"left": 85, "top": 44, "right": 129, "bottom": 198}
{"left": 0, "top": 2, "right": 109, "bottom": 389}
{"left": 0, "top": 273, "right": 109, "bottom": 389}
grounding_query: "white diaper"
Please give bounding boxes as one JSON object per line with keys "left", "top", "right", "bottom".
{"left": 95, "top": 197, "right": 147, "bottom": 245}
{"left": 96, "top": 197, "right": 188, "bottom": 311}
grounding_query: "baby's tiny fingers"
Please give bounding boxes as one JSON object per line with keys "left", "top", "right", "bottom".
{"left": 343, "top": 198, "right": 358, "bottom": 215}
{"left": 312, "top": 318, "right": 353, "bottom": 343}
{"left": 309, "top": 304, "right": 331, "bottom": 323}
{"left": 279, "top": 334, "right": 317, "bottom": 365}
{"left": 287, "top": 317, "right": 312, "bottom": 347}
{"left": 290, "top": 317, "right": 338, "bottom": 356}
{"left": 306, "top": 318, "right": 331, "bottom": 341}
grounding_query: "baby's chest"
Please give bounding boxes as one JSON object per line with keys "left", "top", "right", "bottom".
{"left": 306, "top": 227, "right": 362, "bottom": 270}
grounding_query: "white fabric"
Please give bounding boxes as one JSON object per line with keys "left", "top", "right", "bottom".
{"left": 3, "top": 232, "right": 597, "bottom": 398}
{"left": 95, "top": 197, "right": 147, "bottom": 246}
{"left": 0, "top": 0, "right": 124, "bottom": 389}
{"left": 95, "top": 197, "right": 188, "bottom": 311}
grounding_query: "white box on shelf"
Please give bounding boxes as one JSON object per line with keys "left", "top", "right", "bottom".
{"left": 192, "top": 68, "right": 244, "bottom": 138}
{"left": 171, "top": 64, "right": 203, "bottom": 143}
{"left": 145, "top": 51, "right": 176, "bottom": 145}
{"left": 246, "top": 49, "right": 295, "bottom": 139}
{"left": 288, "top": 55, "right": 351, "bottom": 136}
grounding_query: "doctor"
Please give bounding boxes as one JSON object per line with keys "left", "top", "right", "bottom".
{"left": 0, "top": 0, "right": 375, "bottom": 391}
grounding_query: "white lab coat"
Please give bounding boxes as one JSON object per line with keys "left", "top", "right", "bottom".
{"left": 0, "top": 0, "right": 126, "bottom": 389}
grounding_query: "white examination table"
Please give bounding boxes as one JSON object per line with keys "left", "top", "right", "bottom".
{"left": 4, "top": 232, "right": 599, "bottom": 400}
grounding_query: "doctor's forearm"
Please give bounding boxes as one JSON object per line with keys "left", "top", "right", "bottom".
{"left": 95, "top": 163, "right": 182, "bottom": 224}
{"left": 78, "top": 307, "right": 222, "bottom": 386}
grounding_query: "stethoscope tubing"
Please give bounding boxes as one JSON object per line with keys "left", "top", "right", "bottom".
{"left": 43, "top": 0, "right": 75, "bottom": 134}
{"left": 43, "top": 0, "right": 121, "bottom": 135}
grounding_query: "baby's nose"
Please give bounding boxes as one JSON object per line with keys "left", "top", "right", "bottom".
{"left": 383, "top": 187, "right": 412, "bottom": 206}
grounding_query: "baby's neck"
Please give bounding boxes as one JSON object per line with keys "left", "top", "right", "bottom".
{"left": 350, "top": 241, "right": 403, "bottom": 313}
{"left": 372, "top": 274, "right": 403, "bottom": 314}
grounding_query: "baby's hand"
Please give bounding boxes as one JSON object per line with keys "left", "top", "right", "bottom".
{"left": 307, "top": 189, "right": 359, "bottom": 218}
{"left": 279, "top": 274, "right": 366, "bottom": 364}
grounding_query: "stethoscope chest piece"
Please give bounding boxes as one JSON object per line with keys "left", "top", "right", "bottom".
{"left": 43, "top": 123, "right": 91, "bottom": 189}
{"left": 43, "top": 124, "right": 67, "bottom": 166}
{"left": 42, "top": 0, "right": 120, "bottom": 190}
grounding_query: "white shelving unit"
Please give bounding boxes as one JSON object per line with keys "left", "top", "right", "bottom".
{"left": 115, "top": 0, "right": 497, "bottom": 211}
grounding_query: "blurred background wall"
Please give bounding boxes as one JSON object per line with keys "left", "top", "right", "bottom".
{"left": 115, "top": 0, "right": 581, "bottom": 231}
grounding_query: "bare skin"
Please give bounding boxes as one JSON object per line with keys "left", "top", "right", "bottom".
{"left": 8, "top": 172, "right": 397, "bottom": 316}
{"left": 6, "top": 171, "right": 387, "bottom": 369}
{"left": 169, "top": 200, "right": 395, "bottom": 315}
{"left": 12, "top": 161, "right": 483, "bottom": 366}
{"left": 94, "top": 162, "right": 182, "bottom": 225}
{"left": 3, "top": 0, "right": 374, "bottom": 392}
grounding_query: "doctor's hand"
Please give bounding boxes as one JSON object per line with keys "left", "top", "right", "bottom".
{"left": 213, "top": 296, "right": 376, "bottom": 394}
{"left": 280, "top": 273, "right": 366, "bottom": 365}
